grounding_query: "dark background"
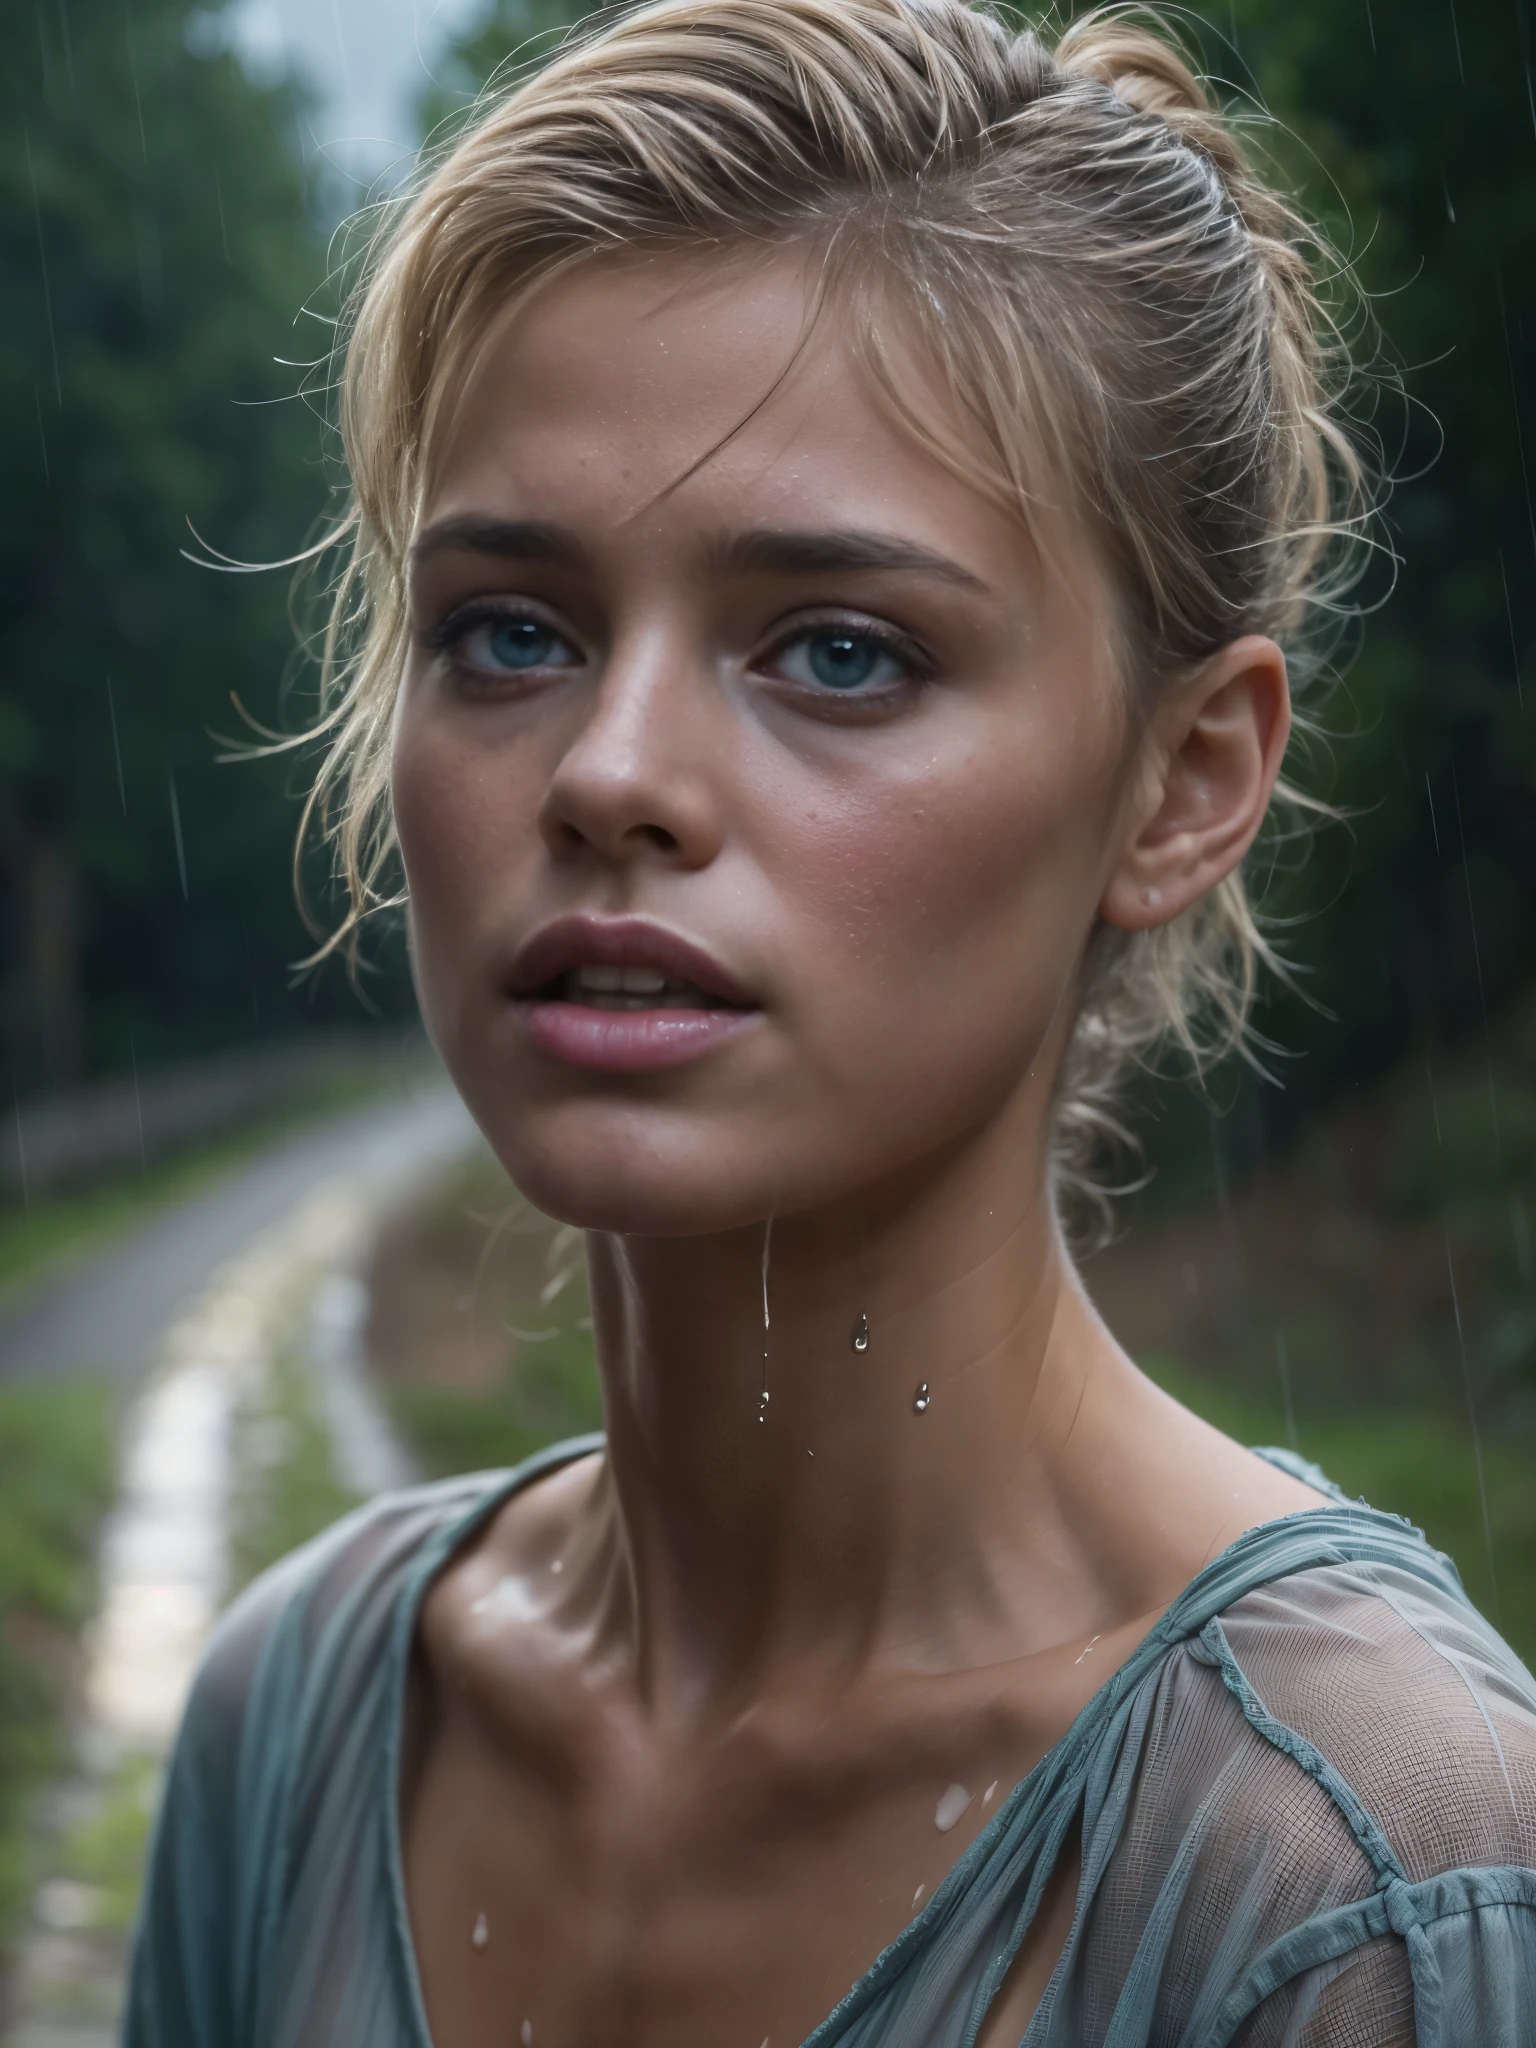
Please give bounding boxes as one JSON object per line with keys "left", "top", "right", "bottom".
{"left": 6, "top": 0, "right": 1533, "bottom": 1093}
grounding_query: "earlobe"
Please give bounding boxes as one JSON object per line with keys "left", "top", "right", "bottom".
{"left": 1100, "top": 636, "right": 1290, "bottom": 933}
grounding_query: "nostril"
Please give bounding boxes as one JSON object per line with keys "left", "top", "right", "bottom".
{"left": 634, "top": 823, "right": 681, "bottom": 853}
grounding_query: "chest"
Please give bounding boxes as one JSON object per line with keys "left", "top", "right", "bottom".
{"left": 400, "top": 1678, "right": 1073, "bottom": 2048}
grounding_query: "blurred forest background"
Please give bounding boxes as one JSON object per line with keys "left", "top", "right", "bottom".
{"left": 1, "top": 0, "right": 1535, "bottom": 2021}
{"left": 5, "top": 0, "right": 1534, "bottom": 1109}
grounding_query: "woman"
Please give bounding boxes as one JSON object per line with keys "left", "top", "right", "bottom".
{"left": 127, "top": 3, "right": 1536, "bottom": 2043}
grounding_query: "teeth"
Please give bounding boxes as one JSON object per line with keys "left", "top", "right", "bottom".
{"left": 572, "top": 964, "right": 668, "bottom": 995}
{"left": 562, "top": 962, "right": 710, "bottom": 1009}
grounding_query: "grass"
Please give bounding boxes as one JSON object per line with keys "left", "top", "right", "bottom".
{"left": 0, "top": 1381, "right": 116, "bottom": 1953}
{"left": 61, "top": 1754, "right": 162, "bottom": 1935}
{"left": 389, "top": 1319, "right": 603, "bottom": 1480}
{"left": 228, "top": 1344, "right": 361, "bottom": 1596}
{"left": 0, "top": 1060, "right": 411, "bottom": 1307}
{"left": 45, "top": 1324, "right": 368, "bottom": 1952}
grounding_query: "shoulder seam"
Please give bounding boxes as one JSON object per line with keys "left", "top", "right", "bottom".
{"left": 1199, "top": 1615, "right": 1406, "bottom": 1885}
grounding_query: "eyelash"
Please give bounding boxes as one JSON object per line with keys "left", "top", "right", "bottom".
{"left": 755, "top": 614, "right": 933, "bottom": 702}
{"left": 420, "top": 602, "right": 935, "bottom": 702}
{"left": 419, "top": 602, "right": 574, "bottom": 679}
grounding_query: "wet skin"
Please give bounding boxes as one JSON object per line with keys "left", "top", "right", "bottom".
{"left": 393, "top": 247, "right": 1325, "bottom": 2048}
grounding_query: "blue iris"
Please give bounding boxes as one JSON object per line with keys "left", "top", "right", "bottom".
{"left": 805, "top": 633, "right": 886, "bottom": 691}
{"left": 487, "top": 618, "right": 560, "bottom": 670}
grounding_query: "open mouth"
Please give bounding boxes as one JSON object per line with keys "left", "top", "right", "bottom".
{"left": 506, "top": 917, "right": 760, "bottom": 1070}
{"left": 543, "top": 965, "right": 745, "bottom": 1012}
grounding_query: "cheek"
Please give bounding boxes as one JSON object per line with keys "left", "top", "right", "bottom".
{"left": 391, "top": 698, "right": 543, "bottom": 999}
{"left": 760, "top": 717, "right": 1116, "bottom": 1087}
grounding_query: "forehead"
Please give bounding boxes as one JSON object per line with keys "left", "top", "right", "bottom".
{"left": 419, "top": 248, "right": 1044, "bottom": 586}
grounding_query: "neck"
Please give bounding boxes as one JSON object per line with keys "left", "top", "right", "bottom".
{"left": 583, "top": 1114, "right": 1126, "bottom": 1711}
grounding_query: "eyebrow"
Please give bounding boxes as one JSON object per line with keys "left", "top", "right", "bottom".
{"left": 408, "top": 514, "right": 987, "bottom": 592}
{"left": 409, "top": 516, "right": 582, "bottom": 569}
{"left": 716, "top": 527, "right": 987, "bottom": 590}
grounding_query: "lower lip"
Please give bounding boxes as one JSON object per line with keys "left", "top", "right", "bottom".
{"left": 513, "top": 1000, "right": 760, "bottom": 1071}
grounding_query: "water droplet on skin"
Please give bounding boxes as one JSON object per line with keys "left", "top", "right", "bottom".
{"left": 471, "top": 1576, "right": 541, "bottom": 1624}
{"left": 983, "top": 1780, "right": 998, "bottom": 1805}
{"left": 472, "top": 1912, "right": 489, "bottom": 1951}
{"left": 851, "top": 1313, "right": 870, "bottom": 1353}
{"left": 759, "top": 1217, "right": 773, "bottom": 1421}
{"left": 550, "top": 1558, "right": 563, "bottom": 1574}
{"left": 521, "top": 2023, "right": 533, "bottom": 2047}
{"left": 913, "top": 1883, "right": 926, "bottom": 1907}
{"left": 935, "top": 1783, "right": 974, "bottom": 1832}
{"left": 1073, "top": 1633, "right": 1102, "bottom": 1666}
{"left": 913, "top": 1382, "right": 930, "bottom": 1414}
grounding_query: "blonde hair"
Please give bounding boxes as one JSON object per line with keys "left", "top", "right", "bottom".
{"left": 303, "top": 0, "right": 1366, "bottom": 1235}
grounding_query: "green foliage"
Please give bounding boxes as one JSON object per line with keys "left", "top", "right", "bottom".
{"left": 1192, "top": 0, "right": 1534, "bottom": 1133}
{"left": 228, "top": 1348, "right": 359, "bottom": 1593}
{"left": 0, "top": 1057, "right": 409, "bottom": 1305}
{"left": 417, "top": 0, "right": 605, "bottom": 140}
{"left": 0, "top": 0, "right": 410, "bottom": 1091}
{"left": 1147, "top": 1357, "right": 1536, "bottom": 1670}
{"left": 0, "top": 1383, "right": 116, "bottom": 1946}
{"left": 62, "top": 1753, "right": 161, "bottom": 1933}
{"left": 390, "top": 1318, "right": 603, "bottom": 1480}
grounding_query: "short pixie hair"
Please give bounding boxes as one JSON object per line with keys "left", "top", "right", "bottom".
{"left": 304, "top": 0, "right": 1365, "bottom": 1234}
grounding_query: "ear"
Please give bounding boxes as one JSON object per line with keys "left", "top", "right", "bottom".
{"left": 1101, "top": 635, "right": 1291, "bottom": 931}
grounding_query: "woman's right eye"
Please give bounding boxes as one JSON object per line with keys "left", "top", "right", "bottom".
{"left": 434, "top": 610, "right": 583, "bottom": 680}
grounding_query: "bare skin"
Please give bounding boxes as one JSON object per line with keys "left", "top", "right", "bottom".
{"left": 392, "top": 247, "right": 1325, "bottom": 2048}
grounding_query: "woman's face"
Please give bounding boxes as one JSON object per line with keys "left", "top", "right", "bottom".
{"left": 393, "top": 250, "right": 1137, "bottom": 1235}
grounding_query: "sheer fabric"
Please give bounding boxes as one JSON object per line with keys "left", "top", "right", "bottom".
{"left": 125, "top": 1440, "right": 1536, "bottom": 2047}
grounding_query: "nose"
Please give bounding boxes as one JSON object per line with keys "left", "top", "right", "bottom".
{"left": 538, "top": 632, "right": 725, "bottom": 871}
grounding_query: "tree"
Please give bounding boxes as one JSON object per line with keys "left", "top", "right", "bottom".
{"left": 0, "top": 0, "right": 406, "bottom": 1092}
{"left": 1212, "top": 0, "right": 1536, "bottom": 1147}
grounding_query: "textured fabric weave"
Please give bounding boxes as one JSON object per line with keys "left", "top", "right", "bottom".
{"left": 124, "top": 1440, "right": 1536, "bottom": 2046}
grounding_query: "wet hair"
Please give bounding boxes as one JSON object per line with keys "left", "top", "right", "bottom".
{"left": 305, "top": 0, "right": 1365, "bottom": 1237}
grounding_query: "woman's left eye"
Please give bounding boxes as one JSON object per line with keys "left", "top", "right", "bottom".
{"left": 766, "top": 629, "right": 910, "bottom": 695}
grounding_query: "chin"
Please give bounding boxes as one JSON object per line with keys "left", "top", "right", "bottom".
{"left": 476, "top": 1104, "right": 784, "bottom": 1239}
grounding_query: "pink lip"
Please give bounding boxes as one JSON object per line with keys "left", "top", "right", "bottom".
{"left": 506, "top": 914, "right": 761, "bottom": 1073}
{"left": 513, "top": 1000, "right": 758, "bottom": 1071}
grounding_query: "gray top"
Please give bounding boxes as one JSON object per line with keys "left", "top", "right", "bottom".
{"left": 124, "top": 1439, "right": 1536, "bottom": 2046}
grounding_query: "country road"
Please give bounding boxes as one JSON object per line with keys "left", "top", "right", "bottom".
{"left": 0, "top": 1076, "right": 477, "bottom": 1387}
{"left": 3, "top": 1073, "right": 481, "bottom": 2047}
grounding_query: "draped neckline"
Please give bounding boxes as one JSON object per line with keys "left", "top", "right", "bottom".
{"left": 375, "top": 1436, "right": 1461, "bottom": 2048}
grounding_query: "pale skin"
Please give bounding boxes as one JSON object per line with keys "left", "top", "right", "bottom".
{"left": 392, "top": 246, "right": 1326, "bottom": 2048}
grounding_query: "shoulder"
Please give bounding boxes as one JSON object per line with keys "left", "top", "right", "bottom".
{"left": 126, "top": 1473, "right": 511, "bottom": 2047}
{"left": 1059, "top": 1539, "right": 1536, "bottom": 2046}
{"left": 1214, "top": 1553, "right": 1536, "bottom": 1882}
{"left": 1197, "top": 1556, "right": 1536, "bottom": 2043}
{"left": 189, "top": 1471, "right": 509, "bottom": 1752}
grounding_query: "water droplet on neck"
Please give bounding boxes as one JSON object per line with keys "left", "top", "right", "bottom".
{"left": 935, "top": 1782, "right": 973, "bottom": 1832}
{"left": 472, "top": 1911, "right": 489, "bottom": 1951}
{"left": 521, "top": 2022, "right": 533, "bottom": 2047}
{"left": 851, "top": 1312, "right": 870, "bottom": 1353}
{"left": 757, "top": 1388, "right": 770, "bottom": 1420}
{"left": 912, "top": 1381, "right": 930, "bottom": 1414}
{"left": 912, "top": 1882, "right": 926, "bottom": 1907}
{"left": 549, "top": 1558, "right": 563, "bottom": 1574}
{"left": 983, "top": 1779, "right": 998, "bottom": 1805}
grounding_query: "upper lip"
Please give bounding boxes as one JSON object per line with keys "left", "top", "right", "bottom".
{"left": 505, "top": 915, "right": 758, "bottom": 1007}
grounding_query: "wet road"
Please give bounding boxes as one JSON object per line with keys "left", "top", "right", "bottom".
{"left": 0, "top": 1078, "right": 477, "bottom": 1387}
